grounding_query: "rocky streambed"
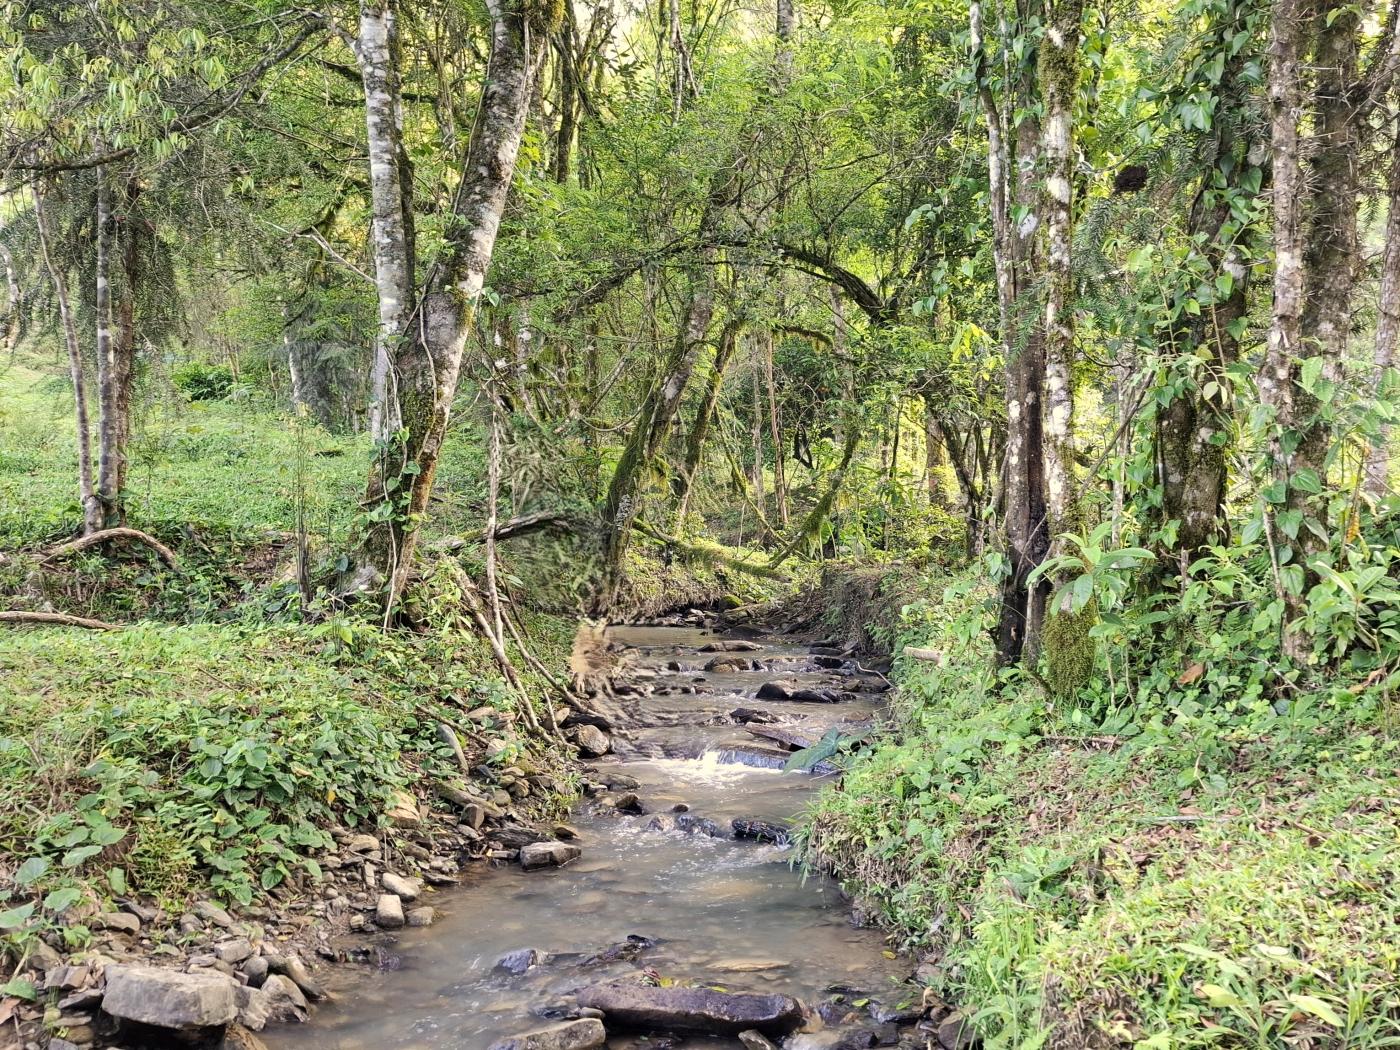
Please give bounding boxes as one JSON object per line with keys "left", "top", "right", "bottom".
{"left": 22, "top": 612, "right": 970, "bottom": 1050}
{"left": 256, "top": 614, "right": 962, "bottom": 1050}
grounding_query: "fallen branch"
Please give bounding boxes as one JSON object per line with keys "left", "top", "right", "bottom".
{"left": 0, "top": 610, "right": 119, "bottom": 630}
{"left": 431, "top": 511, "right": 577, "bottom": 552}
{"left": 902, "top": 647, "right": 943, "bottom": 663}
{"left": 632, "top": 520, "right": 788, "bottom": 580}
{"left": 45, "top": 528, "right": 181, "bottom": 571}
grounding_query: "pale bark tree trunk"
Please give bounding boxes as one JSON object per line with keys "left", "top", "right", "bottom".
{"left": 0, "top": 207, "right": 19, "bottom": 354}
{"left": 1365, "top": 139, "right": 1400, "bottom": 497}
{"left": 357, "top": 0, "right": 415, "bottom": 444}
{"left": 33, "top": 181, "right": 99, "bottom": 533}
{"left": 111, "top": 177, "right": 141, "bottom": 503}
{"left": 359, "top": 0, "right": 546, "bottom": 611}
{"left": 93, "top": 165, "right": 125, "bottom": 529}
{"left": 1039, "top": 0, "right": 1083, "bottom": 536}
{"left": 751, "top": 342, "right": 766, "bottom": 509}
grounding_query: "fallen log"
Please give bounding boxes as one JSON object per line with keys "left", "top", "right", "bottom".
{"left": 0, "top": 611, "right": 119, "bottom": 630}
{"left": 45, "top": 528, "right": 180, "bottom": 571}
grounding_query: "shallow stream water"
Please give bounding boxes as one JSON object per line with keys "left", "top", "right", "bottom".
{"left": 265, "top": 624, "right": 909, "bottom": 1049}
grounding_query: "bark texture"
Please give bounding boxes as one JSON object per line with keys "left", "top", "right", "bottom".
{"left": 357, "top": 0, "right": 415, "bottom": 443}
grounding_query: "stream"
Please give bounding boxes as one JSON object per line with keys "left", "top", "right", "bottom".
{"left": 264, "top": 620, "right": 912, "bottom": 1049}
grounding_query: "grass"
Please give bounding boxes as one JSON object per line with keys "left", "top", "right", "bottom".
{"left": 800, "top": 568, "right": 1400, "bottom": 1049}
{"left": 0, "top": 355, "right": 578, "bottom": 963}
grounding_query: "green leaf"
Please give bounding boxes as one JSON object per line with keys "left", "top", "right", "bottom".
{"left": 90, "top": 824, "right": 126, "bottom": 847}
{"left": 14, "top": 857, "right": 49, "bottom": 887}
{"left": 0, "top": 903, "right": 35, "bottom": 930}
{"left": 43, "top": 887, "right": 83, "bottom": 914}
{"left": 0, "top": 978, "right": 37, "bottom": 1001}
{"left": 62, "top": 844, "right": 103, "bottom": 868}
{"left": 1287, "top": 994, "right": 1343, "bottom": 1027}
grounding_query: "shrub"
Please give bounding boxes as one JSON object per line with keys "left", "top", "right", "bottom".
{"left": 172, "top": 361, "right": 235, "bottom": 401}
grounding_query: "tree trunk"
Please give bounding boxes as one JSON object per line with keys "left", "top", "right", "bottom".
{"left": 34, "top": 181, "right": 99, "bottom": 533}
{"left": 764, "top": 329, "right": 788, "bottom": 525}
{"left": 597, "top": 262, "right": 716, "bottom": 605}
{"left": 1039, "top": 0, "right": 1083, "bottom": 537}
{"left": 359, "top": 0, "right": 545, "bottom": 611}
{"left": 1365, "top": 136, "right": 1400, "bottom": 497}
{"left": 924, "top": 400, "right": 952, "bottom": 511}
{"left": 93, "top": 165, "right": 125, "bottom": 529}
{"left": 673, "top": 319, "right": 741, "bottom": 520}
{"left": 971, "top": 0, "right": 1050, "bottom": 665}
{"left": 1154, "top": 4, "right": 1262, "bottom": 563}
{"left": 112, "top": 177, "right": 142, "bottom": 503}
{"left": 357, "top": 0, "right": 416, "bottom": 444}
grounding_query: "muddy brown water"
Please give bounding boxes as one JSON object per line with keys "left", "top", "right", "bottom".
{"left": 264, "top": 624, "right": 909, "bottom": 1049}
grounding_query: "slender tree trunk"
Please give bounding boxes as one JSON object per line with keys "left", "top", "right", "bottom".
{"left": 924, "top": 400, "right": 952, "bottom": 511}
{"left": 93, "top": 165, "right": 124, "bottom": 528}
{"left": 1365, "top": 139, "right": 1400, "bottom": 497}
{"left": 971, "top": 0, "right": 1050, "bottom": 665}
{"left": 34, "top": 182, "right": 99, "bottom": 533}
{"left": 357, "top": 0, "right": 415, "bottom": 444}
{"left": 1039, "top": 0, "right": 1083, "bottom": 536}
{"left": 111, "top": 177, "right": 142, "bottom": 503}
{"left": 764, "top": 329, "right": 788, "bottom": 525}
{"left": 359, "top": 0, "right": 546, "bottom": 611}
{"left": 751, "top": 342, "right": 766, "bottom": 509}
{"left": 673, "top": 319, "right": 741, "bottom": 520}
{"left": 0, "top": 206, "right": 19, "bottom": 354}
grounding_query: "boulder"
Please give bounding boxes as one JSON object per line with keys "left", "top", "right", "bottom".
{"left": 95, "top": 912, "right": 141, "bottom": 935}
{"left": 520, "top": 841, "right": 582, "bottom": 871}
{"left": 261, "top": 974, "right": 309, "bottom": 1023}
{"left": 101, "top": 966, "right": 237, "bottom": 1029}
{"left": 406, "top": 906, "right": 436, "bottom": 928}
{"left": 235, "top": 984, "right": 271, "bottom": 1031}
{"left": 266, "top": 952, "right": 325, "bottom": 1000}
{"left": 346, "top": 833, "right": 380, "bottom": 855}
{"left": 705, "top": 656, "right": 753, "bottom": 673}
{"left": 487, "top": 1018, "right": 607, "bottom": 1050}
{"left": 496, "top": 948, "right": 545, "bottom": 974}
{"left": 755, "top": 682, "right": 794, "bottom": 701}
{"left": 740, "top": 1033, "right": 778, "bottom": 1050}
{"left": 376, "top": 894, "right": 405, "bottom": 928}
{"left": 214, "top": 938, "right": 255, "bottom": 965}
{"left": 571, "top": 725, "right": 611, "bottom": 758}
{"left": 732, "top": 818, "right": 792, "bottom": 845}
{"left": 382, "top": 872, "right": 422, "bottom": 902}
{"left": 700, "top": 640, "right": 763, "bottom": 653}
{"left": 220, "top": 1025, "right": 271, "bottom": 1050}
{"left": 575, "top": 982, "right": 803, "bottom": 1036}
{"left": 386, "top": 789, "right": 422, "bottom": 827}
{"left": 193, "top": 900, "right": 235, "bottom": 928}
{"left": 937, "top": 1011, "right": 976, "bottom": 1050}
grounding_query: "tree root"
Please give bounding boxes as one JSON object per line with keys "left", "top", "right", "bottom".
{"left": 45, "top": 528, "right": 181, "bottom": 571}
{"left": 0, "top": 610, "right": 119, "bottom": 630}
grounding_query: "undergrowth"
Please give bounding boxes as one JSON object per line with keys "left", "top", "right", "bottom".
{"left": 802, "top": 564, "right": 1400, "bottom": 1049}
